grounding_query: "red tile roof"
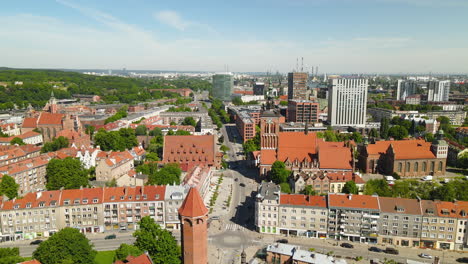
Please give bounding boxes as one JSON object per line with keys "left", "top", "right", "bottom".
{"left": 318, "top": 142, "right": 352, "bottom": 170}
{"left": 163, "top": 135, "right": 216, "bottom": 167}
{"left": 280, "top": 194, "right": 327, "bottom": 208}
{"left": 277, "top": 132, "right": 317, "bottom": 162}
{"left": 22, "top": 117, "right": 38, "bottom": 128}
{"left": 260, "top": 149, "right": 277, "bottom": 165}
{"left": 378, "top": 197, "right": 422, "bottom": 215}
{"left": 326, "top": 172, "right": 365, "bottom": 184}
{"left": 38, "top": 112, "right": 64, "bottom": 125}
{"left": 0, "top": 156, "right": 49, "bottom": 175}
{"left": 102, "top": 186, "right": 166, "bottom": 203}
{"left": 178, "top": 187, "right": 208, "bottom": 217}
{"left": 435, "top": 201, "right": 458, "bottom": 218}
{"left": 113, "top": 253, "right": 153, "bottom": 264}
{"left": 366, "top": 139, "right": 435, "bottom": 160}
{"left": 328, "top": 193, "right": 380, "bottom": 210}
{"left": 18, "top": 260, "right": 42, "bottom": 264}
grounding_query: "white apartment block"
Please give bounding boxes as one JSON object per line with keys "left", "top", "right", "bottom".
{"left": 328, "top": 79, "right": 368, "bottom": 128}
{"left": 428, "top": 80, "right": 450, "bottom": 102}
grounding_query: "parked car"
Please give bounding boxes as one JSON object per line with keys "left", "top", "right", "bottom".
{"left": 30, "top": 240, "right": 43, "bottom": 245}
{"left": 384, "top": 247, "right": 399, "bottom": 255}
{"left": 340, "top": 243, "right": 354, "bottom": 249}
{"left": 457, "top": 257, "right": 468, "bottom": 263}
{"left": 239, "top": 183, "right": 246, "bottom": 187}
{"left": 105, "top": 234, "right": 116, "bottom": 240}
{"left": 276, "top": 239, "right": 288, "bottom": 243}
{"left": 210, "top": 216, "right": 220, "bottom": 220}
{"left": 368, "top": 246, "right": 383, "bottom": 253}
{"left": 419, "top": 253, "right": 433, "bottom": 259}
{"left": 422, "top": 175, "right": 433, "bottom": 181}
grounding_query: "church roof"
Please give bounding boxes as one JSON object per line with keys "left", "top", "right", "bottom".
{"left": 277, "top": 132, "right": 317, "bottom": 162}
{"left": 178, "top": 187, "right": 208, "bottom": 217}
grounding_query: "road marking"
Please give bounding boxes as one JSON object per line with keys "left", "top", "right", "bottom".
{"left": 225, "top": 223, "right": 245, "bottom": 231}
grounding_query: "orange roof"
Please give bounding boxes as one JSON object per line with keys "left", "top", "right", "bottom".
{"left": 102, "top": 186, "right": 165, "bottom": 203}
{"left": 277, "top": 132, "right": 317, "bottom": 162}
{"left": 0, "top": 156, "right": 49, "bottom": 175}
{"left": 366, "top": 139, "right": 435, "bottom": 160}
{"left": 456, "top": 201, "right": 468, "bottom": 219}
{"left": 260, "top": 149, "right": 277, "bottom": 165}
{"left": 113, "top": 253, "right": 152, "bottom": 264}
{"left": 18, "top": 260, "right": 41, "bottom": 264}
{"left": 327, "top": 172, "right": 365, "bottom": 184}
{"left": 318, "top": 142, "right": 352, "bottom": 170}
{"left": 328, "top": 193, "right": 380, "bottom": 210}
{"left": 435, "top": 201, "right": 458, "bottom": 218}
{"left": 178, "top": 187, "right": 208, "bottom": 217}
{"left": 280, "top": 194, "right": 327, "bottom": 208}
{"left": 60, "top": 188, "right": 104, "bottom": 206}
{"left": 38, "top": 112, "right": 64, "bottom": 125}
{"left": 163, "top": 135, "right": 216, "bottom": 166}
{"left": 22, "top": 117, "right": 38, "bottom": 128}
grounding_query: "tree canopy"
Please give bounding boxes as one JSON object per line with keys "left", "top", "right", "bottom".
{"left": 269, "top": 161, "right": 291, "bottom": 184}
{"left": 41, "top": 136, "right": 69, "bottom": 153}
{"left": 114, "top": 243, "right": 143, "bottom": 261}
{"left": 300, "top": 185, "right": 316, "bottom": 195}
{"left": 94, "top": 128, "right": 138, "bottom": 151}
{"left": 46, "top": 158, "right": 89, "bottom": 190}
{"left": 181, "top": 117, "right": 197, "bottom": 127}
{"left": 135, "top": 125, "right": 148, "bottom": 136}
{"left": 0, "top": 247, "right": 26, "bottom": 264}
{"left": 33, "top": 227, "right": 96, "bottom": 264}
{"left": 342, "top": 180, "right": 359, "bottom": 194}
{"left": 388, "top": 125, "right": 408, "bottom": 140}
{"left": 0, "top": 175, "right": 19, "bottom": 199}
{"left": 138, "top": 163, "right": 182, "bottom": 185}
{"left": 10, "top": 137, "right": 25, "bottom": 145}
{"left": 134, "top": 216, "right": 181, "bottom": 264}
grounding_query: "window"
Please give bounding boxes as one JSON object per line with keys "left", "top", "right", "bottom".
{"left": 82, "top": 199, "right": 88, "bottom": 204}
{"left": 422, "top": 162, "right": 427, "bottom": 172}
{"left": 398, "top": 163, "right": 402, "bottom": 172}
{"left": 393, "top": 216, "right": 399, "bottom": 220}
{"left": 64, "top": 200, "right": 70, "bottom": 205}
{"left": 438, "top": 161, "right": 443, "bottom": 171}
{"left": 93, "top": 198, "right": 98, "bottom": 203}
{"left": 448, "top": 219, "right": 454, "bottom": 224}
{"left": 414, "top": 162, "right": 419, "bottom": 172}
{"left": 406, "top": 162, "right": 410, "bottom": 172}
{"left": 430, "top": 161, "right": 435, "bottom": 172}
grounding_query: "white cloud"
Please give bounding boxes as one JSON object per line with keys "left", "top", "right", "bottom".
{"left": 154, "top": 10, "right": 189, "bottom": 31}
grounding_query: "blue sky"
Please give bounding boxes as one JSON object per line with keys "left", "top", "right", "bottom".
{"left": 0, "top": 0, "right": 467, "bottom": 73}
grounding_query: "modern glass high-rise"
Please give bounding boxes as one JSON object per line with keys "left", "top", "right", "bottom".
{"left": 427, "top": 80, "right": 450, "bottom": 102}
{"left": 328, "top": 78, "right": 368, "bottom": 128}
{"left": 212, "top": 73, "right": 234, "bottom": 101}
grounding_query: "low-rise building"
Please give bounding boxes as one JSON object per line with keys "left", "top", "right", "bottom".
{"left": 0, "top": 131, "right": 43, "bottom": 146}
{"left": 266, "top": 243, "right": 347, "bottom": 264}
{"left": 255, "top": 182, "right": 280, "bottom": 234}
{"left": 96, "top": 151, "right": 135, "bottom": 182}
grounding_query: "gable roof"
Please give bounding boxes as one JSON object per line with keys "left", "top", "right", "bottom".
{"left": 38, "top": 112, "right": 64, "bottom": 125}
{"left": 277, "top": 132, "right": 317, "bottom": 162}
{"left": 328, "top": 193, "right": 380, "bottom": 210}
{"left": 113, "top": 253, "right": 153, "bottom": 264}
{"left": 22, "top": 117, "right": 38, "bottom": 128}
{"left": 260, "top": 149, "right": 276, "bottom": 165}
{"left": 163, "top": 135, "right": 215, "bottom": 166}
{"left": 366, "top": 139, "right": 435, "bottom": 160}
{"left": 378, "top": 197, "right": 422, "bottom": 215}
{"left": 318, "top": 141, "right": 352, "bottom": 170}
{"left": 280, "top": 194, "right": 327, "bottom": 208}
{"left": 178, "top": 187, "right": 208, "bottom": 217}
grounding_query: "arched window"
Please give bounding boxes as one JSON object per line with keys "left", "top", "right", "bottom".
{"left": 438, "top": 161, "right": 443, "bottom": 171}
{"left": 398, "top": 163, "right": 402, "bottom": 172}
{"left": 406, "top": 162, "right": 411, "bottom": 172}
{"left": 422, "top": 162, "right": 427, "bottom": 172}
{"left": 414, "top": 162, "right": 419, "bottom": 172}
{"left": 183, "top": 219, "right": 193, "bottom": 227}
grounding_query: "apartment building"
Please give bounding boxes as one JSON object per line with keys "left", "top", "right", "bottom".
{"left": 255, "top": 183, "right": 468, "bottom": 251}
{"left": 255, "top": 182, "right": 280, "bottom": 234}
{"left": 278, "top": 194, "right": 328, "bottom": 238}
{"left": 0, "top": 145, "right": 41, "bottom": 167}
{"left": 378, "top": 197, "right": 423, "bottom": 248}
{"left": 96, "top": 151, "right": 134, "bottom": 182}
{"left": 328, "top": 194, "right": 380, "bottom": 243}
{"left": 0, "top": 156, "right": 49, "bottom": 194}
{"left": 164, "top": 185, "right": 188, "bottom": 230}
{"left": 0, "top": 186, "right": 167, "bottom": 241}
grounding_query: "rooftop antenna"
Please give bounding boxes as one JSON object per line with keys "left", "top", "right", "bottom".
{"left": 301, "top": 57, "right": 304, "bottom": 72}
{"left": 296, "top": 58, "right": 298, "bottom": 72}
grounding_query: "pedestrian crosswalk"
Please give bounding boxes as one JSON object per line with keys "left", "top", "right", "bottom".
{"left": 225, "top": 223, "right": 245, "bottom": 231}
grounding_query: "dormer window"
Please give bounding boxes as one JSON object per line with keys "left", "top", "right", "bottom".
{"left": 82, "top": 199, "right": 88, "bottom": 204}
{"left": 111, "top": 196, "right": 115, "bottom": 201}
{"left": 155, "top": 194, "right": 160, "bottom": 199}
{"left": 120, "top": 196, "right": 124, "bottom": 200}
{"left": 74, "top": 199, "right": 80, "bottom": 205}
{"left": 129, "top": 196, "right": 132, "bottom": 200}
{"left": 143, "top": 194, "right": 147, "bottom": 200}
{"left": 396, "top": 206, "right": 405, "bottom": 212}
{"left": 136, "top": 195, "right": 140, "bottom": 200}
{"left": 51, "top": 201, "right": 57, "bottom": 206}
{"left": 26, "top": 203, "right": 32, "bottom": 208}
{"left": 39, "top": 202, "right": 45, "bottom": 207}
{"left": 64, "top": 199, "right": 70, "bottom": 205}
{"left": 14, "top": 204, "right": 19, "bottom": 209}
{"left": 93, "top": 198, "right": 98, "bottom": 203}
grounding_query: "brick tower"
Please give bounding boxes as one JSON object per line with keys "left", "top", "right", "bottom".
{"left": 178, "top": 187, "right": 208, "bottom": 264}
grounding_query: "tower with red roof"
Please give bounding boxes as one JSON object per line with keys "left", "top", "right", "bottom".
{"left": 178, "top": 187, "right": 208, "bottom": 264}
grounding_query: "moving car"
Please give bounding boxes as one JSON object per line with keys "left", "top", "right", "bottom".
{"left": 384, "top": 247, "right": 399, "bottom": 255}
{"left": 30, "top": 240, "right": 43, "bottom": 245}
{"left": 276, "top": 239, "right": 288, "bottom": 243}
{"left": 457, "top": 257, "right": 468, "bottom": 263}
{"left": 368, "top": 246, "right": 383, "bottom": 253}
{"left": 105, "top": 234, "right": 116, "bottom": 240}
{"left": 340, "top": 243, "right": 354, "bottom": 248}
{"left": 418, "top": 253, "right": 433, "bottom": 259}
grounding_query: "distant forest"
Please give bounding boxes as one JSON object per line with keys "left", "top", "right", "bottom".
{"left": 0, "top": 68, "right": 211, "bottom": 109}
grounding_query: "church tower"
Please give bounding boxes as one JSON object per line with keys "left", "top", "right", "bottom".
{"left": 44, "top": 91, "right": 58, "bottom": 113}
{"left": 178, "top": 188, "right": 208, "bottom": 264}
{"left": 260, "top": 111, "right": 281, "bottom": 150}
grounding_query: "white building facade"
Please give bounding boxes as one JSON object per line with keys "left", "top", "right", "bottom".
{"left": 328, "top": 79, "right": 368, "bottom": 128}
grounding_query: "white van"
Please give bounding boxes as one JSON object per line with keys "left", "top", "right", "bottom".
{"left": 384, "top": 176, "right": 395, "bottom": 182}
{"left": 422, "top": 175, "right": 433, "bottom": 181}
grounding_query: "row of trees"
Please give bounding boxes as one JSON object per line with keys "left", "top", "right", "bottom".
{"left": 363, "top": 178, "right": 468, "bottom": 201}
{"left": 208, "top": 99, "right": 230, "bottom": 129}
{"left": 31, "top": 216, "right": 181, "bottom": 264}
{"left": 104, "top": 106, "right": 128, "bottom": 124}
{"left": 136, "top": 162, "right": 182, "bottom": 185}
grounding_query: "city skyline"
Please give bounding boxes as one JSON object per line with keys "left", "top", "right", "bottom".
{"left": 1, "top": 0, "right": 468, "bottom": 73}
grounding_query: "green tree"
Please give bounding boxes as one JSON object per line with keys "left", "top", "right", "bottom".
{"left": 342, "top": 180, "right": 359, "bottom": 194}
{"left": 146, "top": 152, "right": 159, "bottom": 161}
{"left": 85, "top": 125, "right": 95, "bottom": 139}
{"left": 175, "top": 130, "right": 191, "bottom": 136}
{"left": 145, "top": 163, "right": 181, "bottom": 185}
{"left": 269, "top": 161, "right": 290, "bottom": 184}
{"left": 114, "top": 243, "right": 143, "bottom": 261}
{"left": 181, "top": 117, "right": 197, "bottom": 127}
{"left": 218, "top": 135, "right": 224, "bottom": 144}
{"left": 46, "top": 158, "right": 89, "bottom": 190}
{"left": 0, "top": 247, "right": 26, "bottom": 264}
{"left": 368, "top": 128, "right": 379, "bottom": 138}
{"left": 301, "top": 185, "right": 316, "bottom": 195}
{"left": 10, "top": 137, "right": 25, "bottom": 145}
{"left": 280, "top": 183, "right": 291, "bottom": 194}
{"left": 149, "top": 127, "right": 163, "bottom": 137}
{"left": 324, "top": 130, "right": 338, "bottom": 142}
{"left": 458, "top": 151, "right": 468, "bottom": 169}
{"left": 363, "top": 179, "right": 392, "bottom": 197}
{"left": 0, "top": 175, "right": 19, "bottom": 199}
{"left": 33, "top": 227, "right": 96, "bottom": 264}
{"left": 220, "top": 145, "right": 230, "bottom": 153}
{"left": 425, "top": 132, "right": 435, "bottom": 143}
{"left": 135, "top": 125, "right": 148, "bottom": 136}
{"left": 380, "top": 118, "right": 390, "bottom": 139}
{"left": 351, "top": 132, "right": 363, "bottom": 143}
{"left": 388, "top": 125, "right": 408, "bottom": 140}
{"left": 41, "top": 136, "right": 69, "bottom": 153}
{"left": 134, "top": 216, "right": 181, "bottom": 264}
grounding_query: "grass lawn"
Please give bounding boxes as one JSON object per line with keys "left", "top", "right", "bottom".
{"left": 95, "top": 250, "right": 115, "bottom": 264}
